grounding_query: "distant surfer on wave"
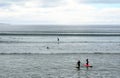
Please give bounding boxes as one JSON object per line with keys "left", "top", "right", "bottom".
{"left": 57, "top": 37, "right": 59, "bottom": 41}
{"left": 46, "top": 46, "right": 49, "bottom": 49}
{"left": 57, "top": 37, "right": 59, "bottom": 44}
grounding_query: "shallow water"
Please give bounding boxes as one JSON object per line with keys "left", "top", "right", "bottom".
{"left": 0, "top": 54, "right": 119, "bottom": 78}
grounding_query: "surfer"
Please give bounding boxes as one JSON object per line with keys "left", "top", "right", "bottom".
{"left": 46, "top": 46, "right": 49, "bottom": 49}
{"left": 85, "top": 58, "right": 93, "bottom": 69}
{"left": 85, "top": 59, "right": 89, "bottom": 69}
{"left": 76, "top": 60, "right": 81, "bottom": 70}
{"left": 57, "top": 37, "right": 59, "bottom": 42}
{"left": 85, "top": 59, "right": 93, "bottom": 69}
{"left": 86, "top": 58, "right": 89, "bottom": 65}
{"left": 57, "top": 37, "right": 59, "bottom": 44}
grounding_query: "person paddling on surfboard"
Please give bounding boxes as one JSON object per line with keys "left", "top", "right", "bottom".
{"left": 85, "top": 58, "right": 89, "bottom": 69}
{"left": 76, "top": 60, "right": 81, "bottom": 70}
{"left": 86, "top": 58, "right": 89, "bottom": 66}
{"left": 85, "top": 59, "right": 93, "bottom": 69}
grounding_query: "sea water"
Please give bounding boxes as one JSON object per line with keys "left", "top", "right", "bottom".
{"left": 0, "top": 35, "right": 120, "bottom": 54}
{"left": 0, "top": 31, "right": 120, "bottom": 78}
{"left": 0, "top": 54, "right": 119, "bottom": 78}
{"left": 0, "top": 35, "right": 120, "bottom": 78}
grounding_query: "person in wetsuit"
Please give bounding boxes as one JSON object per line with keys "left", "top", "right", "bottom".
{"left": 77, "top": 60, "right": 81, "bottom": 69}
{"left": 86, "top": 59, "right": 89, "bottom": 69}
{"left": 57, "top": 38, "right": 59, "bottom": 42}
{"left": 86, "top": 59, "right": 89, "bottom": 65}
{"left": 57, "top": 37, "right": 60, "bottom": 44}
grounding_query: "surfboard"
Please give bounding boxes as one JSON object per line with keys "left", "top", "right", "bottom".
{"left": 84, "top": 64, "right": 93, "bottom": 68}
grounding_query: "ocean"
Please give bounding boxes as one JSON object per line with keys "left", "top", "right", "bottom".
{"left": 0, "top": 54, "right": 119, "bottom": 78}
{"left": 0, "top": 34, "right": 120, "bottom": 54}
{"left": 0, "top": 25, "right": 120, "bottom": 78}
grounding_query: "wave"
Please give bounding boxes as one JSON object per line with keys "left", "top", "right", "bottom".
{"left": 1, "top": 40, "right": 120, "bottom": 43}
{"left": 0, "top": 52, "right": 119, "bottom": 55}
{"left": 0, "top": 32, "right": 120, "bottom": 36}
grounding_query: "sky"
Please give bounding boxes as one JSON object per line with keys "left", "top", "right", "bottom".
{"left": 0, "top": 0, "right": 120, "bottom": 25}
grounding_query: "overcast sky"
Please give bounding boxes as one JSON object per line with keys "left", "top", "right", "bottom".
{"left": 0, "top": 0, "right": 120, "bottom": 25}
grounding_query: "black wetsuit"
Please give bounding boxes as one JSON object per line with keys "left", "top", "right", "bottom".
{"left": 86, "top": 59, "right": 89, "bottom": 65}
{"left": 57, "top": 38, "right": 59, "bottom": 42}
{"left": 77, "top": 60, "right": 80, "bottom": 68}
